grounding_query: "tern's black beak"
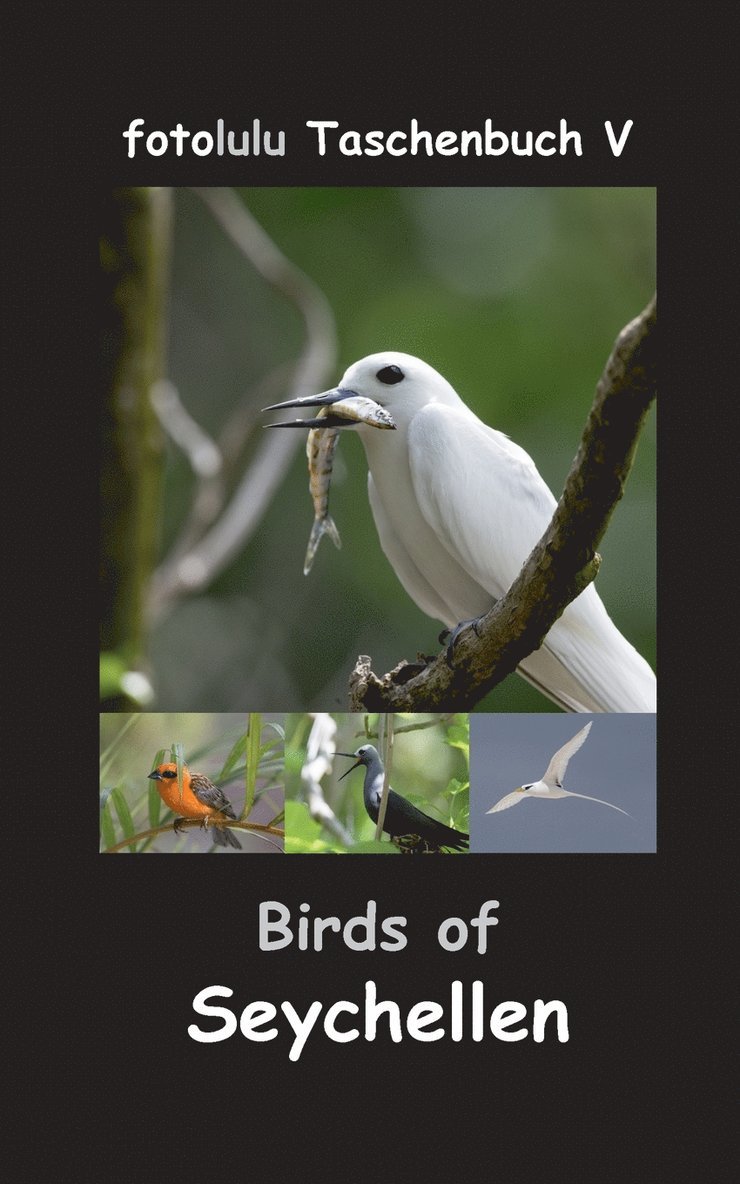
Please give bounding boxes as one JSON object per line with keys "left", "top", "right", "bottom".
{"left": 263, "top": 387, "right": 361, "bottom": 429}
{"left": 147, "top": 770, "right": 162, "bottom": 781}
{"left": 337, "top": 752, "right": 363, "bottom": 780}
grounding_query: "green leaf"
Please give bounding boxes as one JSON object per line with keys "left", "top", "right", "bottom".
{"left": 284, "top": 799, "right": 321, "bottom": 843}
{"left": 243, "top": 713, "right": 262, "bottom": 820}
{"left": 284, "top": 800, "right": 347, "bottom": 853}
{"left": 99, "top": 785, "right": 115, "bottom": 812}
{"left": 262, "top": 721, "right": 285, "bottom": 741}
{"left": 100, "top": 802, "right": 116, "bottom": 850}
{"left": 151, "top": 747, "right": 167, "bottom": 771}
{"left": 148, "top": 782, "right": 162, "bottom": 829}
{"left": 286, "top": 835, "right": 343, "bottom": 854}
{"left": 347, "top": 840, "right": 399, "bottom": 854}
{"left": 111, "top": 787, "right": 136, "bottom": 851}
{"left": 172, "top": 741, "right": 185, "bottom": 806}
{"left": 286, "top": 714, "right": 311, "bottom": 753}
{"left": 444, "top": 720, "right": 470, "bottom": 756}
{"left": 218, "top": 732, "right": 248, "bottom": 781}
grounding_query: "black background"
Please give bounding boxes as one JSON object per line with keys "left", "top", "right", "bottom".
{"left": 9, "top": 6, "right": 733, "bottom": 1181}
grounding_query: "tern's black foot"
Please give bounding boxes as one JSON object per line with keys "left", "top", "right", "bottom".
{"left": 445, "top": 617, "right": 484, "bottom": 665}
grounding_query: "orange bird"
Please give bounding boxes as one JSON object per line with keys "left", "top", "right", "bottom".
{"left": 148, "top": 762, "right": 242, "bottom": 849}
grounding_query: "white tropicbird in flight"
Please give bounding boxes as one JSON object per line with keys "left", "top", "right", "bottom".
{"left": 486, "top": 721, "right": 631, "bottom": 816}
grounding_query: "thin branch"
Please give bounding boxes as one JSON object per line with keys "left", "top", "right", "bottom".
{"left": 101, "top": 187, "right": 172, "bottom": 705}
{"left": 147, "top": 188, "right": 337, "bottom": 624}
{"left": 102, "top": 817, "right": 285, "bottom": 853}
{"left": 374, "top": 714, "right": 395, "bottom": 842}
{"left": 361, "top": 714, "right": 454, "bottom": 738}
{"left": 349, "top": 295, "right": 657, "bottom": 711}
{"left": 149, "top": 378, "right": 227, "bottom": 560}
{"left": 150, "top": 379, "right": 223, "bottom": 478}
{"left": 218, "top": 361, "right": 296, "bottom": 472}
{"left": 152, "top": 366, "right": 298, "bottom": 585}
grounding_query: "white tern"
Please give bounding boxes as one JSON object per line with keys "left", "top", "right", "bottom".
{"left": 268, "top": 351, "right": 656, "bottom": 713}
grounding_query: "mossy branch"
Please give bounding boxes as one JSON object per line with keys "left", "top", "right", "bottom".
{"left": 100, "top": 187, "right": 172, "bottom": 707}
{"left": 102, "top": 818, "right": 285, "bottom": 853}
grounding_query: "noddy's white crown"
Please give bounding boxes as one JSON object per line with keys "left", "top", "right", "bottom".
{"left": 338, "top": 352, "right": 465, "bottom": 427}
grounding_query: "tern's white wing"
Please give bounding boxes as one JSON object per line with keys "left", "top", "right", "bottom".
{"left": 541, "top": 722, "right": 592, "bottom": 788}
{"left": 486, "top": 791, "right": 527, "bottom": 814}
{"left": 367, "top": 473, "right": 456, "bottom": 624}
{"left": 409, "top": 402, "right": 555, "bottom": 600}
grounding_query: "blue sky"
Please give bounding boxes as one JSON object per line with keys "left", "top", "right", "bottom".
{"left": 471, "top": 714, "right": 656, "bottom": 853}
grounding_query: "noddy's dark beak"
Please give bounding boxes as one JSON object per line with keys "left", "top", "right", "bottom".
{"left": 337, "top": 752, "right": 362, "bottom": 780}
{"left": 147, "top": 770, "right": 162, "bottom": 781}
{"left": 263, "top": 387, "right": 359, "bottom": 429}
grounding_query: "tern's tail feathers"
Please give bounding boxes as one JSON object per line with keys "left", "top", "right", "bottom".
{"left": 304, "top": 515, "right": 341, "bottom": 575}
{"left": 518, "top": 586, "right": 656, "bottom": 713}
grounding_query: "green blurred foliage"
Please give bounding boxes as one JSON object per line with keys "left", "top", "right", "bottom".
{"left": 285, "top": 713, "right": 469, "bottom": 853}
{"left": 99, "top": 712, "right": 284, "bottom": 852}
{"left": 144, "top": 187, "right": 656, "bottom": 711}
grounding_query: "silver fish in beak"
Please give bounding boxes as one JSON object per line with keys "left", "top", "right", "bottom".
{"left": 265, "top": 392, "right": 395, "bottom": 573}
{"left": 265, "top": 389, "right": 396, "bottom": 431}
{"left": 303, "top": 409, "right": 342, "bottom": 574}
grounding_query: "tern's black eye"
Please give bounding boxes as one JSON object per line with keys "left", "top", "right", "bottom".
{"left": 376, "top": 365, "right": 404, "bottom": 385}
